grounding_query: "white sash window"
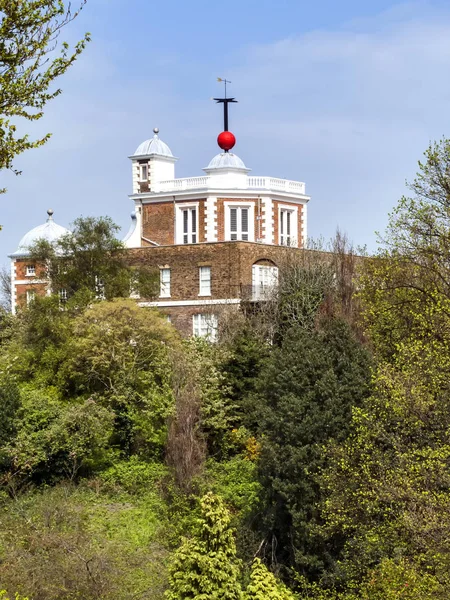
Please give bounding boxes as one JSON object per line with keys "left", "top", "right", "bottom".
{"left": 252, "top": 265, "right": 279, "bottom": 300}
{"left": 160, "top": 268, "right": 171, "bottom": 298}
{"left": 225, "top": 203, "right": 254, "bottom": 241}
{"left": 279, "top": 206, "right": 298, "bottom": 247}
{"left": 199, "top": 266, "right": 211, "bottom": 296}
{"left": 193, "top": 314, "right": 218, "bottom": 341}
{"left": 176, "top": 205, "right": 198, "bottom": 244}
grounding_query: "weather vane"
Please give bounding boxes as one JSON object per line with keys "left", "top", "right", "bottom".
{"left": 214, "top": 77, "right": 238, "bottom": 133}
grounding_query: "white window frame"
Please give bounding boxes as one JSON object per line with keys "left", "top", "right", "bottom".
{"left": 140, "top": 164, "right": 148, "bottom": 181}
{"left": 252, "top": 264, "right": 279, "bottom": 300}
{"left": 26, "top": 289, "right": 36, "bottom": 305}
{"left": 199, "top": 266, "right": 211, "bottom": 296}
{"left": 224, "top": 201, "right": 255, "bottom": 242}
{"left": 278, "top": 205, "right": 298, "bottom": 247}
{"left": 176, "top": 203, "right": 199, "bottom": 245}
{"left": 26, "top": 265, "right": 36, "bottom": 277}
{"left": 59, "top": 288, "right": 68, "bottom": 303}
{"left": 95, "top": 275, "right": 105, "bottom": 300}
{"left": 192, "top": 313, "right": 218, "bottom": 342}
{"left": 160, "top": 268, "right": 171, "bottom": 298}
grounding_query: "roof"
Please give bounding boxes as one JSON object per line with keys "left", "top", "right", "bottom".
{"left": 204, "top": 152, "right": 249, "bottom": 171}
{"left": 10, "top": 210, "right": 70, "bottom": 258}
{"left": 132, "top": 128, "right": 175, "bottom": 159}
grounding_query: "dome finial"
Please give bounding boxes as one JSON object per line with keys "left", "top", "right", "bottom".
{"left": 153, "top": 127, "right": 159, "bottom": 135}
{"left": 47, "top": 208, "right": 54, "bottom": 221}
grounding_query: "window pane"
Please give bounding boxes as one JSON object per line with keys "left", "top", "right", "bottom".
{"left": 183, "top": 210, "right": 188, "bottom": 234}
{"left": 191, "top": 209, "right": 197, "bottom": 233}
{"left": 199, "top": 266, "right": 211, "bottom": 295}
{"left": 286, "top": 211, "right": 291, "bottom": 235}
{"left": 241, "top": 233, "right": 249, "bottom": 241}
{"left": 280, "top": 211, "right": 284, "bottom": 235}
{"left": 160, "top": 268, "right": 170, "bottom": 297}
{"left": 241, "top": 208, "right": 248, "bottom": 233}
{"left": 230, "top": 208, "right": 237, "bottom": 232}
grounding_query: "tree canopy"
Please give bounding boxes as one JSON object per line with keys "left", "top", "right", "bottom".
{"left": 0, "top": 0, "right": 90, "bottom": 192}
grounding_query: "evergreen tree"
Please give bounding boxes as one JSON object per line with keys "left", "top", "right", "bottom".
{"left": 248, "top": 318, "right": 372, "bottom": 580}
{"left": 166, "top": 493, "right": 243, "bottom": 600}
{"left": 245, "top": 558, "right": 296, "bottom": 600}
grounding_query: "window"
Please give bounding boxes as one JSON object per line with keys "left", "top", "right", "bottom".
{"left": 59, "top": 289, "right": 68, "bottom": 303}
{"left": 26, "top": 265, "right": 36, "bottom": 276}
{"left": 26, "top": 289, "right": 35, "bottom": 305}
{"left": 182, "top": 207, "right": 197, "bottom": 244}
{"left": 252, "top": 264, "right": 278, "bottom": 300}
{"left": 199, "top": 266, "right": 211, "bottom": 296}
{"left": 140, "top": 164, "right": 148, "bottom": 181}
{"left": 279, "top": 206, "right": 298, "bottom": 246}
{"left": 160, "top": 268, "right": 171, "bottom": 298}
{"left": 95, "top": 276, "right": 105, "bottom": 300}
{"left": 192, "top": 314, "right": 218, "bottom": 342}
{"left": 230, "top": 206, "right": 249, "bottom": 241}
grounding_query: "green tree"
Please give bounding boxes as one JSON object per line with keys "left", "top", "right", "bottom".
{"left": 30, "top": 216, "right": 157, "bottom": 301}
{"left": 166, "top": 492, "right": 243, "bottom": 600}
{"left": 248, "top": 318, "right": 372, "bottom": 580}
{"left": 245, "top": 558, "right": 296, "bottom": 600}
{"left": 0, "top": 1, "right": 90, "bottom": 192}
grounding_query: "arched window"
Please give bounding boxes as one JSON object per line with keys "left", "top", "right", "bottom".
{"left": 252, "top": 260, "right": 278, "bottom": 300}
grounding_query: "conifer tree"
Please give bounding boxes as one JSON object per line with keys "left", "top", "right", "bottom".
{"left": 245, "top": 558, "right": 296, "bottom": 600}
{"left": 166, "top": 493, "right": 243, "bottom": 600}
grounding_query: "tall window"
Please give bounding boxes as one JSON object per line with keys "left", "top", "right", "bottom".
{"left": 199, "top": 266, "right": 211, "bottom": 296}
{"left": 59, "top": 289, "right": 68, "bottom": 303}
{"left": 160, "top": 268, "right": 171, "bottom": 298}
{"left": 279, "top": 206, "right": 297, "bottom": 247}
{"left": 182, "top": 207, "right": 197, "bottom": 244}
{"left": 229, "top": 207, "right": 249, "bottom": 241}
{"left": 140, "top": 164, "right": 148, "bottom": 181}
{"left": 26, "top": 289, "right": 35, "bottom": 306}
{"left": 26, "top": 265, "right": 36, "bottom": 276}
{"left": 192, "top": 314, "right": 218, "bottom": 341}
{"left": 252, "top": 264, "right": 278, "bottom": 300}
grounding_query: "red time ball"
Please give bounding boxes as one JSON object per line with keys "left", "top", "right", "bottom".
{"left": 217, "top": 131, "right": 236, "bottom": 152}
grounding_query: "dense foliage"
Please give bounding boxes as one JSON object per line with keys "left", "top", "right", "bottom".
{"left": 3, "top": 140, "right": 450, "bottom": 599}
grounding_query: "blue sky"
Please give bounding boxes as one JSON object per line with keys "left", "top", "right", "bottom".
{"left": 2, "top": 0, "right": 450, "bottom": 263}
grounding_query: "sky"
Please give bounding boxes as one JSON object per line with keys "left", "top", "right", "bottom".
{"left": 2, "top": 0, "right": 450, "bottom": 263}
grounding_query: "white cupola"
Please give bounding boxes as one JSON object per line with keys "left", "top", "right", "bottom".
{"left": 129, "top": 128, "right": 178, "bottom": 193}
{"left": 203, "top": 151, "right": 250, "bottom": 188}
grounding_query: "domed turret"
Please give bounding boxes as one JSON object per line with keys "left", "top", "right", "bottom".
{"left": 204, "top": 152, "right": 249, "bottom": 172}
{"left": 10, "top": 209, "right": 69, "bottom": 258}
{"left": 129, "top": 128, "right": 178, "bottom": 194}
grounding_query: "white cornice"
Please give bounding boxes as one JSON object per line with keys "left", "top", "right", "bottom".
{"left": 129, "top": 189, "right": 310, "bottom": 204}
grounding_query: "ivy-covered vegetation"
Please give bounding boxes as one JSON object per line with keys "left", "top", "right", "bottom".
{"left": 2, "top": 140, "right": 450, "bottom": 599}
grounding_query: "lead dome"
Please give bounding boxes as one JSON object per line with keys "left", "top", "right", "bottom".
{"left": 204, "top": 152, "right": 249, "bottom": 171}
{"left": 10, "top": 210, "right": 69, "bottom": 258}
{"left": 132, "top": 128, "right": 174, "bottom": 158}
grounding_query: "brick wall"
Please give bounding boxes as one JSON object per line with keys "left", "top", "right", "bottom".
{"left": 142, "top": 202, "right": 174, "bottom": 245}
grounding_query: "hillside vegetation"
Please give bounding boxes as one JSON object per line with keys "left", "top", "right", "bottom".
{"left": 2, "top": 140, "right": 450, "bottom": 599}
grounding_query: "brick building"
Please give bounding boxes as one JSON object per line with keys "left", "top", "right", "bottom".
{"left": 10, "top": 117, "right": 311, "bottom": 338}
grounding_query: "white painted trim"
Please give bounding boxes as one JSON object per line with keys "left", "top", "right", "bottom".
{"left": 301, "top": 203, "right": 307, "bottom": 247}
{"left": 278, "top": 204, "right": 299, "bottom": 247}
{"left": 224, "top": 201, "right": 255, "bottom": 242}
{"left": 175, "top": 202, "right": 199, "bottom": 245}
{"left": 130, "top": 190, "right": 310, "bottom": 204}
{"left": 13, "top": 279, "right": 47, "bottom": 285}
{"left": 138, "top": 298, "right": 241, "bottom": 308}
{"left": 262, "top": 197, "right": 273, "bottom": 244}
{"left": 205, "top": 196, "right": 218, "bottom": 242}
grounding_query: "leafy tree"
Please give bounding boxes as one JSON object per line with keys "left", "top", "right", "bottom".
{"left": 30, "top": 216, "right": 157, "bottom": 301}
{"left": 166, "top": 492, "right": 244, "bottom": 600}
{"left": 245, "top": 558, "right": 296, "bottom": 600}
{"left": 248, "top": 318, "right": 372, "bottom": 580}
{"left": 0, "top": 0, "right": 90, "bottom": 192}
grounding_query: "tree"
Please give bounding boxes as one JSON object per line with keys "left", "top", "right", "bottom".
{"left": 0, "top": 266, "right": 11, "bottom": 310}
{"left": 247, "top": 317, "right": 372, "bottom": 581}
{"left": 245, "top": 559, "right": 296, "bottom": 600}
{"left": 0, "top": 0, "right": 90, "bottom": 192}
{"left": 166, "top": 493, "right": 243, "bottom": 600}
{"left": 30, "top": 216, "right": 157, "bottom": 301}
